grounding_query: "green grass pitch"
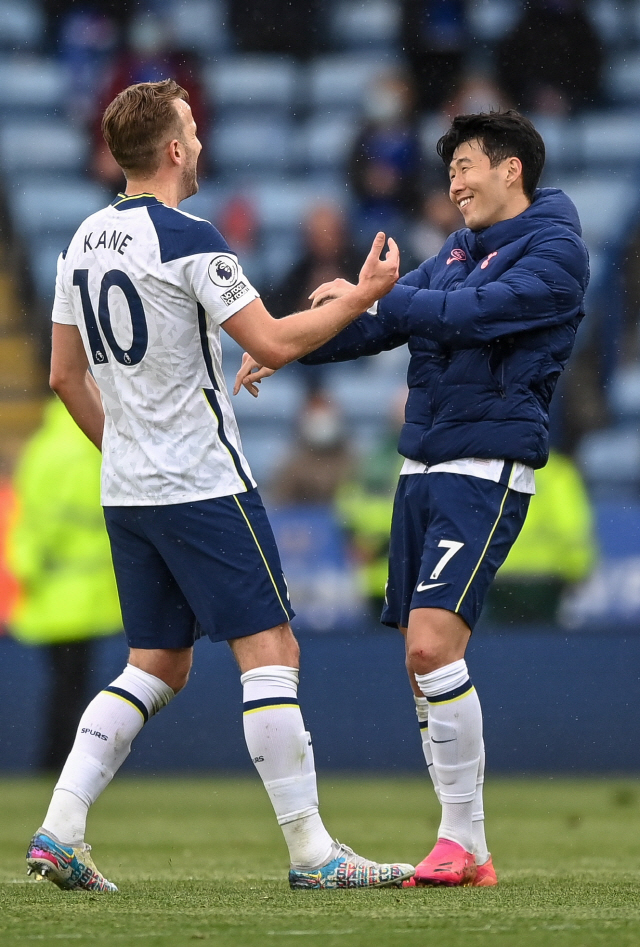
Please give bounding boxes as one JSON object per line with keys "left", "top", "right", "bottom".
{"left": 2, "top": 775, "right": 640, "bottom": 947}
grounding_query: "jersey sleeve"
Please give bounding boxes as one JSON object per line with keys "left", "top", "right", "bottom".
{"left": 183, "top": 251, "right": 260, "bottom": 326}
{"left": 51, "top": 252, "right": 75, "bottom": 325}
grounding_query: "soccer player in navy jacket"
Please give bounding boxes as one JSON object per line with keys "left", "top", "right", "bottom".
{"left": 236, "top": 111, "right": 589, "bottom": 886}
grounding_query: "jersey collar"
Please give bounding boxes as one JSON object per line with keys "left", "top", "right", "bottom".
{"left": 111, "top": 192, "right": 164, "bottom": 211}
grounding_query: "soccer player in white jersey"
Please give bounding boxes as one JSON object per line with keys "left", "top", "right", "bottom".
{"left": 25, "top": 79, "right": 412, "bottom": 893}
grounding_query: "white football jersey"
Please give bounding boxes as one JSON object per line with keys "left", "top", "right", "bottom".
{"left": 52, "top": 192, "right": 259, "bottom": 506}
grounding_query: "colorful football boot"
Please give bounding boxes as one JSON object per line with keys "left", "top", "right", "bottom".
{"left": 289, "top": 841, "right": 414, "bottom": 890}
{"left": 473, "top": 854, "right": 498, "bottom": 886}
{"left": 26, "top": 831, "right": 118, "bottom": 892}
{"left": 406, "top": 838, "right": 476, "bottom": 887}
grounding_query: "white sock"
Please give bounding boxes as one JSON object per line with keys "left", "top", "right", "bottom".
{"left": 414, "top": 695, "right": 441, "bottom": 802}
{"left": 415, "top": 659, "right": 482, "bottom": 854}
{"left": 415, "top": 694, "right": 489, "bottom": 863}
{"left": 42, "top": 665, "right": 174, "bottom": 845}
{"left": 472, "top": 741, "right": 490, "bottom": 866}
{"left": 241, "top": 665, "right": 334, "bottom": 869}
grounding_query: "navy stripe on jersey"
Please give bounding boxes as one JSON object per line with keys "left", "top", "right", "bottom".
{"left": 197, "top": 304, "right": 253, "bottom": 490}
{"left": 146, "top": 202, "right": 230, "bottom": 264}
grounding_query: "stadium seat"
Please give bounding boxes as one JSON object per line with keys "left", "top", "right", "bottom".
{"left": 0, "top": 58, "right": 68, "bottom": 116}
{"left": 552, "top": 173, "right": 631, "bottom": 248}
{"left": 0, "top": 0, "right": 44, "bottom": 50}
{"left": 179, "top": 183, "right": 226, "bottom": 223}
{"left": 466, "top": 0, "right": 521, "bottom": 41}
{"left": 210, "top": 117, "right": 295, "bottom": 172}
{"left": 579, "top": 111, "right": 640, "bottom": 166}
{"left": 605, "top": 52, "right": 640, "bottom": 104}
{"left": 533, "top": 116, "right": 579, "bottom": 169}
{"left": 578, "top": 426, "right": 640, "bottom": 489}
{"left": 27, "top": 235, "right": 65, "bottom": 302}
{"left": 0, "top": 121, "right": 87, "bottom": 174}
{"left": 166, "top": 0, "right": 229, "bottom": 55}
{"left": 297, "top": 113, "right": 359, "bottom": 169}
{"left": 251, "top": 179, "right": 345, "bottom": 231}
{"left": 609, "top": 365, "right": 640, "bottom": 421}
{"left": 230, "top": 372, "right": 303, "bottom": 426}
{"left": 586, "top": 0, "right": 630, "bottom": 47}
{"left": 307, "top": 54, "right": 389, "bottom": 112}
{"left": 330, "top": 0, "right": 401, "bottom": 50}
{"left": 8, "top": 180, "right": 108, "bottom": 238}
{"left": 418, "top": 112, "right": 451, "bottom": 162}
{"left": 204, "top": 56, "right": 299, "bottom": 113}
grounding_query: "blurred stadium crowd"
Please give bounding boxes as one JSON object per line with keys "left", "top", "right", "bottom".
{"left": 3, "top": 0, "right": 640, "bottom": 690}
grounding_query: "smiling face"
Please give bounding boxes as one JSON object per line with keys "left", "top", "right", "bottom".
{"left": 448, "top": 139, "right": 529, "bottom": 231}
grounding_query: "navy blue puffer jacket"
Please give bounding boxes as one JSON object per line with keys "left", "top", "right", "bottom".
{"left": 301, "top": 188, "right": 589, "bottom": 469}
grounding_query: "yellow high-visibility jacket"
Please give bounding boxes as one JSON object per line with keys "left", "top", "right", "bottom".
{"left": 7, "top": 399, "right": 122, "bottom": 644}
{"left": 498, "top": 450, "right": 596, "bottom": 583}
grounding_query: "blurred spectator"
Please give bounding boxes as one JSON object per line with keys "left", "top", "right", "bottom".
{"left": 443, "top": 73, "right": 511, "bottom": 119}
{"left": 92, "top": 10, "right": 208, "bottom": 185}
{"left": 407, "top": 188, "right": 462, "bottom": 265}
{"left": 58, "top": 7, "right": 119, "bottom": 125}
{"left": 0, "top": 453, "right": 19, "bottom": 634}
{"left": 44, "top": 0, "right": 132, "bottom": 46}
{"left": 484, "top": 450, "right": 597, "bottom": 624}
{"left": 268, "top": 202, "right": 361, "bottom": 392}
{"left": 269, "top": 392, "right": 354, "bottom": 506}
{"left": 402, "top": 0, "right": 467, "bottom": 112}
{"left": 496, "top": 0, "right": 603, "bottom": 115}
{"left": 269, "top": 203, "right": 361, "bottom": 317}
{"left": 337, "top": 390, "right": 406, "bottom": 618}
{"left": 349, "top": 71, "right": 421, "bottom": 252}
{"left": 230, "top": 0, "right": 322, "bottom": 58}
{"left": 7, "top": 399, "right": 122, "bottom": 771}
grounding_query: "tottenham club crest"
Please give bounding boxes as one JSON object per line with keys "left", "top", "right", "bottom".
{"left": 208, "top": 254, "right": 239, "bottom": 287}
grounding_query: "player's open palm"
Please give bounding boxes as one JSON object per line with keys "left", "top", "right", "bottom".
{"left": 357, "top": 232, "right": 400, "bottom": 306}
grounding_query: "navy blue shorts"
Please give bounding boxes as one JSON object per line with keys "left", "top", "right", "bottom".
{"left": 381, "top": 470, "right": 530, "bottom": 631}
{"left": 103, "top": 489, "right": 294, "bottom": 649}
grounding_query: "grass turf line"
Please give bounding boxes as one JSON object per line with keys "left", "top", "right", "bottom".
{"left": 1, "top": 775, "right": 640, "bottom": 947}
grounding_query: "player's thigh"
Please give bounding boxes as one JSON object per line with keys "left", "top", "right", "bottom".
{"left": 410, "top": 473, "right": 530, "bottom": 631}
{"left": 140, "top": 489, "right": 295, "bottom": 645}
{"left": 103, "top": 507, "right": 199, "bottom": 651}
{"left": 229, "top": 622, "right": 300, "bottom": 673}
{"left": 382, "top": 475, "right": 432, "bottom": 631}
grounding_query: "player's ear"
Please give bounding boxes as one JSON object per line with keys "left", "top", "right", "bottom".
{"left": 505, "top": 156, "right": 523, "bottom": 187}
{"left": 167, "top": 138, "right": 182, "bottom": 166}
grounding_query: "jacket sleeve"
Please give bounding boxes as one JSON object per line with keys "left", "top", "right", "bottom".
{"left": 379, "top": 235, "right": 588, "bottom": 348}
{"left": 299, "top": 256, "right": 436, "bottom": 365}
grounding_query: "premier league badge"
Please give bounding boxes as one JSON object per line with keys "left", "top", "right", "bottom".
{"left": 208, "top": 254, "right": 239, "bottom": 287}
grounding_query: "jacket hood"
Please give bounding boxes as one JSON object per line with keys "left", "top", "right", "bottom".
{"left": 464, "top": 187, "right": 582, "bottom": 258}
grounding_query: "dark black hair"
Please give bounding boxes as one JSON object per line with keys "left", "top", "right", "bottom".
{"left": 437, "top": 110, "right": 545, "bottom": 200}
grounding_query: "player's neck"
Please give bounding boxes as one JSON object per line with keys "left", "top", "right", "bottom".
{"left": 124, "top": 176, "right": 181, "bottom": 208}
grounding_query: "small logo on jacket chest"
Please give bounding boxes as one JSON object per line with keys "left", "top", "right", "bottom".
{"left": 446, "top": 248, "right": 466, "bottom": 265}
{"left": 481, "top": 251, "right": 498, "bottom": 269}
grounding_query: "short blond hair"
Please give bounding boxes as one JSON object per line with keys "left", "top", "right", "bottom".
{"left": 102, "top": 78, "right": 189, "bottom": 176}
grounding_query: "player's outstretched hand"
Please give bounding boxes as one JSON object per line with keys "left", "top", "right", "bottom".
{"left": 357, "top": 232, "right": 399, "bottom": 306}
{"left": 309, "top": 278, "right": 356, "bottom": 309}
{"left": 233, "top": 352, "right": 275, "bottom": 397}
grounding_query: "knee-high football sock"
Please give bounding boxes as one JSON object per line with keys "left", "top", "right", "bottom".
{"left": 414, "top": 695, "right": 441, "bottom": 802}
{"left": 415, "top": 694, "right": 489, "bottom": 863}
{"left": 41, "top": 665, "right": 174, "bottom": 845}
{"left": 415, "top": 659, "right": 482, "bottom": 854}
{"left": 472, "top": 740, "right": 490, "bottom": 866}
{"left": 241, "top": 665, "right": 334, "bottom": 870}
